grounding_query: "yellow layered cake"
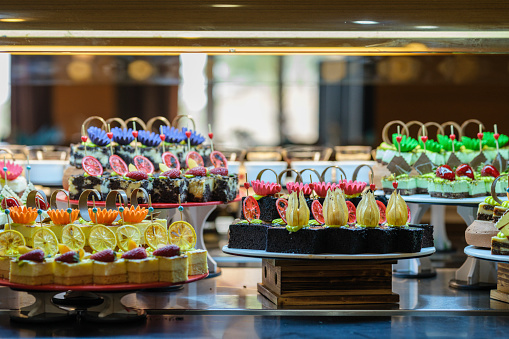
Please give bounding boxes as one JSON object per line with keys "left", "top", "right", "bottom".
{"left": 186, "top": 249, "right": 208, "bottom": 276}
{"left": 8, "top": 206, "right": 49, "bottom": 247}
{"left": 91, "top": 249, "right": 127, "bottom": 284}
{"left": 158, "top": 255, "right": 188, "bottom": 283}
{"left": 47, "top": 208, "right": 80, "bottom": 242}
{"left": 9, "top": 250, "right": 54, "bottom": 285}
{"left": 0, "top": 256, "right": 12, "bottom": 279}
{"left": 122, "top": 247, "right": 158, "bottom": 283}
{"left": 129, "top": 219, "right": 167, "bottom": 245}
{"left": 54, "top": 251, "right": 93, "bottom": 285}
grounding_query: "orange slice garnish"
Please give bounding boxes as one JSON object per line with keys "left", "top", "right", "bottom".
{"left": 88, "top": 208, "right": 119, "bottom": 225}
{"left": 47, "top": 209, "right": 80, "bottom": 225}
{"left": 122, "top": 205, "right": 148, "bottom": 224}
{"left": 9, "top": 206, "right": 39, "bottom": 224}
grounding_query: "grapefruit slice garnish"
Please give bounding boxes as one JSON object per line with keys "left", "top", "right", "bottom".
{"left": 133, "top": 155, "right": 154, "bottom": 175}
{"left": 109, "top": 155, "right": 128, "bottom": 175}
{"left": 276, "top": 198, "right": 288, "bottom": 223}
{"left": 243, "top": 196, "right": 261, "bottom": 222}
{"left": 82, "top": 156, "right": 103, "bottom": 176}
{"left": 162, "top": 152, "right": 180, "bottom": 171}
{"left": 210, "top": 151, "right": 228, "bottom": 168}
{"left": 186, "top": 151, "right": 204, "bottom": 168}
{"left": 407, "top": 205, "right": 412, "bottom": 223}
{"left": 311, "top": 200, "right": 324, "bottom": 224}
{"left": 376, "top": 200, "right": 387, "bottom": 224}
{"left": 346, "top": 201, "right": 356, "bottom": 224}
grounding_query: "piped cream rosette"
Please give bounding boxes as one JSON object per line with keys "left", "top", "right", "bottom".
{"left": 323, "top": 188, "right": 348, "bottom": 227}
{"left": 356, "top": 192, "right": 380, "bottom": 227}
{"left": 386, "top": 190, "right": 408, "bottom": 227}
{"left": 285, "top": 191, "right": 310, "bottom": 232}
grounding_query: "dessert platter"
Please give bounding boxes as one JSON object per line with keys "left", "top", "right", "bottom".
{"left": 223, "top": 168, "right": 435, "bottom": 307}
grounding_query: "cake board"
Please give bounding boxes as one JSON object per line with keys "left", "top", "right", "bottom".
{"left": 223, "top": 246, "right": 435, "bottom": 308}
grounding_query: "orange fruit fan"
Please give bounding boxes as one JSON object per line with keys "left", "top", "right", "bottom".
{"left": 122, "top": 205, "right": 148, "bottom": 224}
{"left": 88, "top": 208, "right": 119, "bottom": 225}
{"left": 9, "top": 206, "right": 39, "bottom": 224}
{"left": 47, "top": 209, "right": 80, "bottom": 225}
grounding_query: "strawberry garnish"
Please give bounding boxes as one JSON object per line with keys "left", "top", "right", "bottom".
{"left": 121, "top": 247, "right": 147, "bottom": 259}
{"left": 19, "top": 249, "right": 45, "bottom": 263}
{"left": 436, "top": 165, "right": 455, "bottom": 181}
{"left": 481, "top": 165, "right": 500, "bottom": 178}
{"left": 162, "top": 169, "right": 181, "bottom": 179}
{"left": 90, "top": 249, "right": 116, "bottom": 262}
{"left": 55, "top": 251, "right": 80, "bottom": 263}
{"left": 455, "top": 164, "right": 474, "bottom": 180}
{"left": 209, "top": 167, "right": 228, "bottom": 176}
{"left": 153, "top": 245, "right": 180, "bottom": 257}
{"left": 185, "top": 166, "right": 207, "bottom": 177}
{"left": 125, "top": 171, "right": 149, "bottom": 180}
{"left": 1, "top": 196, "right": 21, "bottom": 210}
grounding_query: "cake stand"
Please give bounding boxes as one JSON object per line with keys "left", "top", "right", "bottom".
{"left": 398, "top": 194, "right": 506, "bottom": 289}
{"left": 1, "top": 273, "right": 208, "bottom": 323}
{"left": 223, "top": 246, "right": 435, "bottom": 307}
{"left": 64, "top": 197, "right": 241, "bottom": 276}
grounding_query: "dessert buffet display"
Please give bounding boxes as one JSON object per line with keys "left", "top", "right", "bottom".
{"left": 66, "top": 115, "right": 238, "bottom": 204}
{"left": 377, "top": 120, "right": 509, "bottom": 199}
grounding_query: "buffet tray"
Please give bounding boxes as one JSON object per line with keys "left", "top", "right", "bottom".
{"left": 222, "top": 246, "right": 435, "bottom": 260}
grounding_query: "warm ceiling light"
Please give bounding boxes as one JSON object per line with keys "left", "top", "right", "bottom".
{"left": 211, "top": 4, "right": 242, "bottom": 8}
{"left": 352, "top": 20, "right": 378, "bottom": 25}
{"left": 0, "top": 18, "right": 26, "bottom": 23}
{"left": 416, "top": 26, "right": 439, "bottom": 29}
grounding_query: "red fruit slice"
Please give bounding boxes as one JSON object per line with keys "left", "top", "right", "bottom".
{"left": 346, "top": 201, "right": 356, "bottom": 224}
{"left": 376, "top": 200, "right": 387, "bottom": 224}
{"left": 243, "top": 196, "right": 260, "bottom": 222}
{"left": 109, "top": 155, "right": 128, "bottom": 176}
{"left": 133, "top": 155, "right": 154, "bottom": 175}
{"left": 407, "top": 206, "right": 412, "bottom": 223}
{"left": 311, "top": 200, "right": 324, "bottom": 224}
{"left": 276, "top": 198, "right": 288, "bottom": 223}
{"left": 210, "top": 151, "right": 228, "bottom": 168}
{"left": 186, "top": 151, "right": 204, "bottom": 168}
{"left": 162, "top": 152, "right": 180, "bottom": 171}
{"left": 82, "top": 156, "right": 103, "bottom": 176}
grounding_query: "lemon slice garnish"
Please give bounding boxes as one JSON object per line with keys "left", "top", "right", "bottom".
{"left": 88, "top": 225, "right": 117, "bottom": 252}
{"left": 0, "top": 230, "right": 26, "bottom": 256}
{"left": 144, "top": 223, "right": 168, "bottom": 250}
{"left": 32, "top": 228, "right": 59, "bottom": 256}
{"left": 61, "top": 224, "right": 86, "bottom": 251}
{"left": 116, "top": 225, "right": 141, "bottom": 252}
{"left": 168, "top": 221, "right": 197, "bottom": 251}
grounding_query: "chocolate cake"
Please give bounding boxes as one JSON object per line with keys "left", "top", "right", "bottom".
{"left": 228, "top": 220, "right": 270, "bottom": 250}
{"left": 151, "top": 177, "right": 189, "bottom": 203}
{"left": 408, "top": 224, "right": 434, "bottom": 248}
{"left": 68, "top": 174, "right": 108, "bottom": 200}
{"left": 323, "top": 227, "right": 367, "bottom": 254}
{"left": 477, "top": 203, "right": 495, "bottom": 221}
{"left": 186, "top": 176, "right": 214, "bottom": 202}
{"left": 365, "top": 227, "right": 397, "bottom": 253}
{"left": 211, "top": 174, "right": 239, "bottom": 202}
{"left": 266, "top": 227, "right": 323, "bottom": 254}
{"left": 393, "top": 227, "right": 424, "bottom": 253}
{"left": 242, "top": 196, "right": 279, "bottom": 222}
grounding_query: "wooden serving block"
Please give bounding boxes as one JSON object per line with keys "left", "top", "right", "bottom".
{"left": 257, "top": 259, "right": 399, "bottom": 307}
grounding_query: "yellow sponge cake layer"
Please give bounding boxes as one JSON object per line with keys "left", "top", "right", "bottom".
{"left": 158, "top": 255, "right": 188, "bottom": 283}
{"left": 0, "top": 256, "right": 13, "bottom": 279}
{"left": 131, "top": 219, "right": 167, "bottom": 245}
{"left": 126, "top": 257, "right": 158, "bottom": 283}
{"left": 54, "top": 260, "right": 93, "bottom": 285}
{"left": 187, "top": 250, "right": 208, "bottom": 276}
{"left": 10, "top": 260, "right": 54, "bottom": 285}
{"left": 93, "top": 259, "right": 127, "bottom": 285}
{"left": 9, "top": 224, "right": 47, "bottom": 247}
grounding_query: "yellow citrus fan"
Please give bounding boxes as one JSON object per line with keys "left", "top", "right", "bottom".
{"left": 0, "top": 230, "right": 26, "bottom": 256}
{"left": 88, "top": 225, "right": 117, "bottom": 252}
{"left": 116, "top": 225, "right": 141, "bottom": 252}
{"left": 32, "top": 228, "right": 59, "bottom": 256}
{"left": 168, "top": 221, "right": 197, "bottom": 251}
{"left": 144, "top": 223, "right": 168, "bottom": 250}
{"left": 61, "top": 224, "right": 86, "bottom": 251}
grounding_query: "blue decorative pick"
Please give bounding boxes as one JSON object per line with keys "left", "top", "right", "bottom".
{"left": 178, "top": 206, "right": 184, "bottom": 212}
{"left": 5, "top": 208, "right": 10, "bottom": 225}
{"left": 148, "top": 207, "right": 154, "bottom": 213}
{"left": 67, "top": 207, "right": 72, "bottom": 214}
{"left": 37, "top": 209, "right": 43, "bottom": 226}
{"left": 92, "top": 207, "right": 98, "bottom": 213}
{"left": 119, "top": 206, "right": 124, "bottom": 213}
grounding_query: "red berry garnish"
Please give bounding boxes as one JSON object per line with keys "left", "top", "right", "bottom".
{"left": 185, "top": 166, "right": 207, "bottom": 177}
{"left": 244, "top": 182, "right": 250, "bottom": 190}
{"left": 494, "top": 133, "right": 500, "bottom": 140}
{"left": 420, "top": 136, "right": 428, "bottom": 143}
{"left": 308, "top": 182, "right": 315, "bottom": 191}
{"left": 162, "top": 169, "right": 181, "bottom": 179}
{"left": 396, "top": 136, "right": 402, "bottom": 143}
{"left": 81, "top": 135, "right": 88, "bottom": 143}
{"left": 1, "top": 196, "right": 21, "bottom": 210}
{"left": 55, "top": 251, "right": 80, "bottom": 263}
{"left": 121, "top": 247, "right": 147, "bottom": 259}
{"left": 106, "top": 132, "right": 113, "bottom": 139}
{"left": 209, "top": 167, "right": 228, "bottom": 176}
{"left": 153, "top": 245, "right": 180, "bottom": 257}
{"left": 481, "top": 165, "right": 500, "bottom": 178}
{"left": 450, "top": 134, "right": 456, "bottom": 141}
{"left": 125, "top": 171, "right": 149, "bottom": 180}
{"left": 19, "top": 249, "right": 45, "bottom": 263}
{"left": 436, "top": 165, "right": 455, "bottom": 181}
{"left": 477, "top": 132, "right": 484, "bottom": 140}
{"left": 392, "top": 181, "right": 398, "bottom": 189}
{"left": 208, "top": 132, "right": 214, "bottom": 139}
{"left": 455, "top": 164, "right": 474, "bottom": 180}
{"left": 90, "top": 249, "right": 116, "bottom": 263}
{"left": 185, "top": 131, "right": 192, "bottom": 139}
{"left": 132, "top": 130, "right": 138, "bottom": 138}
{"left": 160, "top": 134, "right": 166, "bottom": 142}
{"left": 442, "top": 164, "right": 452, "bottom": 171}
{"left": 370, "top": 183, "right": 376, "bottom": 191}
{"left": 340, "top": 181, "right": 346, "bottom": 190}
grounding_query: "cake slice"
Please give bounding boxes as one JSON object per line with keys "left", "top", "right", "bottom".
{"left": 9, "top": 249, "right": 54, "bottom": 285}
{"left": 477, "top": 202, "right": 495, "bottom": 221}
{"left": 54, "top": 251, "right": 93, "bottom": 285}
{"left": 209, "top": 168, "right": 239, "bottom": 202}
{"left": 492, "top": 233, "right": 509, "bottom": 255}
{"left": 493, "top": 206, "right": 509, "bottom": 222}
{"left": 151, "top": 170, "right": 189, "bottom": 203}
{"left": 154, "top": 245, "right": 188, "bottom": 283}
{"left": 186, "top": 249, "right": 208, "bottom": 275}
{"left": 0, "top": 256, "right": 12, "bottom": 279}
{"left": 122, "top": 247, "right": 158, "bottom": 283}
{"left": 91, "top": 249, "right": 127, "bottom": 285}
{"left": 185, "top": 167, "right": 214, "bottom": 202}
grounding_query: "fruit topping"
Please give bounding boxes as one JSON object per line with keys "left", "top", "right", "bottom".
{"left": 377, "top": 200, "right": 387, "bottom": 224}
{"left": 436, "top": 165, "right": 455, "bottom": 181}
{"left": 153, "top": 244, "right": 180, "bottom": 257}
{"left": 186, "top": 151, "right": 204, "bottom": 168}
{"left": 162, "top": 169, "right": 181, "bottom": 179}
{"left": 137, "top": 130, "right": 162, "bottom": 147}
{"left": 386, "top": 190, "right": 408, "bottom": 226}
{"left": 121, "top": 205, "right": 148, "bottom": 224}
{"left": 209, "top": 167, "right": 228, "bottom": 176}
{"left": 243, "top": 196, "right": 261, "bottom": 222}
{"left": 55, "top": 251, "right": 80, "bottom": 263}
{"left": 125, "top": 171, "right": 149, "bottom": 180}
{"left": 162, "top": 152, "right": 180, "bottom": 171}
{"left": 47, "top": 209, "right": 80, "bottom": 225}
{"left": 286, "top": 191, "right": 310, "bottom": 229}
{"left": 111, "top": 127, "right": 135, "bottom": 145}
{"left": 90, "top": 249, "right": 116, "bottom": 262}
{"left": 1, "top": 196, "right": 21, "bottom": 210}
{"left": 88, "top": 208, "right": 119, "bottom": 225}
{"left": 481, "top": 165, "right": 500, "bottom": 178}
{"left": 276, "top": 198, "right": 288, "bottom": 223}
{"left": 311, "top": 200, "right": 324, "bottom": 224}
{"left": 346, "top": 200, "right": 357, "bottom": 224}
{"left": 19, "top": 249, "right": 45, "bottom": 263}
{"left": 186, "top": 166, "right": 207, "bottom": 177}
{"left": 121, "top": 247, "right": 147, "bottom": 260}
{"left": 109, "top": 155, "right": 128, "bottom": 175}
{"left": 455, "top": 164, "right": 474, "bottom": 179}
{"left": 82, "top": 156, "right": 104, "bottom": 176}
{"left": 356, "top": 192, "right": 380, "bottom": 227}
{"left": 250, "top": 180, "right": 281, "bottom": 196}
{"left": 9, "top": 206, "right": 39, "bottom": 224}
{"left": 87, "top": 126, "right": 110, "bottom": 146}
{"left": 133, "top": 155, "right": 155, "bottom": 174}
{"left": 323, "top": 189, "right": 349, "bottom": 226}
{"left": 286, "top": 182, "right": 313, "bottom": 196}
{"left": 210, "top": 151, "right": 228, "bottom": 168}
{"left": 0, "top": 161, "right": 23, "bottom": 181}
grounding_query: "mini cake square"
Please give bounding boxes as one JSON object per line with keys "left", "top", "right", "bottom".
{"left": 151, "top": 176, "right": 189, "bottom": 203}
{"left": 322, "top": 227, "right": 367, "bottom": 254}
{"left": 122, "top": 247, "right": 158, "bottom": 283}
{"left": 158, "top": 256, "right": 188, "bottom": 283}
{"left": 187, "top": 177, "right": 214, "bottom": 202}
{"left": 228, "top": 220, "right": 270, "bottom": 250}
{"left": 54, "top": 258, "right": 93, "bottom": 286}
{"left": 186, "top": 249, "right": 208, "bottom": 276}
{"left": 9, "top": 250, "right": 54, "bottom": 286}
{"left": 393, "top": 227, "right": 424, "bottom": 253}
{"left": 91, "top": 249, "right": 127, "bottom": 285}
{"left": 266, "top": 227, "right": 323, "bottom": 254}
{"left": 211, "top": 174, "right": 239, "bottom": 202}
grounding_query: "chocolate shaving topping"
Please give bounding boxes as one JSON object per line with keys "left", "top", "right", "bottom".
{"left": 446, "top": 153, "right": 462, "bottom": 169}
{"left": 387, "top": 156, "right": 412, "bottom": 176}
{"left": 413, "top": 153, "right": 434, "bottom": 175}
{"left": 470, "top": 152, "right": 488, "bottom": 172}
{"left": 492, "top": 152, "right": 508, "bottom": 173}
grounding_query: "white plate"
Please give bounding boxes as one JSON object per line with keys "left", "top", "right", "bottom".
{"left": 18, "top": 160, "right": 69, "bottom": 186}
{"left": 400, "top": 194, "right": 507, "bottom": 206}
{"left": 464, "top": 245, "right": 509, "bottom": 263}
{"left": 222, "top": 245, "right": 435, "bottom": 260}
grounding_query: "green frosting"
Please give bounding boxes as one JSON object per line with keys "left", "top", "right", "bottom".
{"left": 308, "top": 220, "right": 322, "bottom": 226}
{"left": 286, "top": 225, "right": 303, "bottom": 232}
{"left": 420, "top": 172, "right": 436, "bottom": 179}
{"left": 483, "top": 132, "right": 509, "bottom": 148}
{"left": 377, "top": 142, "right": 396, "bottom": 151}
{"left": 437, "top": 134, "right": 463, "bottom": 152}
{"left": 272, "top": 218, "right": 286, "bottom": 225}
{"left": 502, "top": 201, "right": 509, "bottom": 208}
{"left": 418, "top": 139, "right": 443, "bottom": 153}
{"left": 484, "top": 196, "right": 501, "bottom": 206}
{"left": 461, "top": 136, "right": 483, "bottom": 151}
{"left": 357, "top": 224, "right": 378, "bottom": 228}
{"left": 392, "top": 134, "right": 418, "bottom": 152}
{"left": 238, "top": 219, "right": 264, "bottom": 224}
{"left": 253, "top": 194, "right": 265, "bottom": 200}
{"left": 497, "top": 231, "right": 506, "bottom": 239}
